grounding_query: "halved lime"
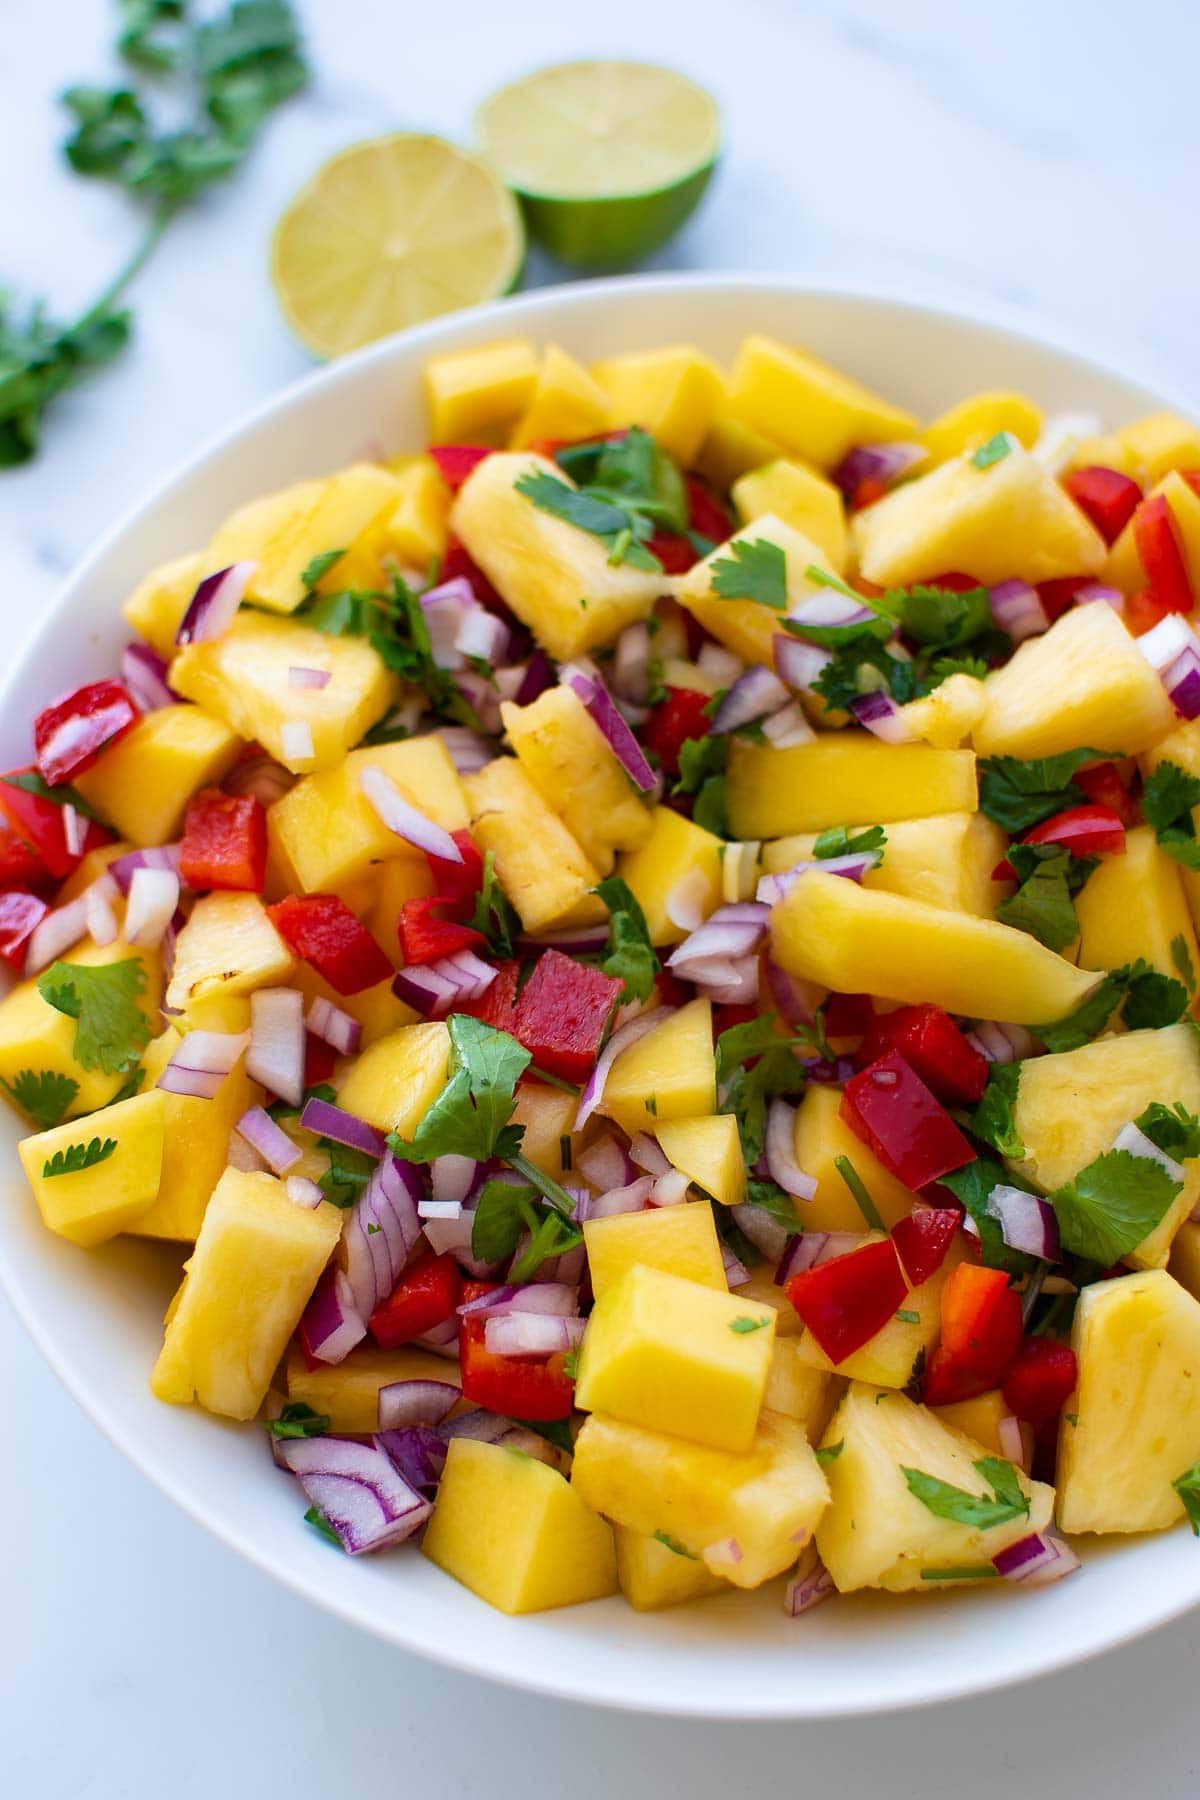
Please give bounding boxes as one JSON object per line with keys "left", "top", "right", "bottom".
{"left": 476, "top": 61, "right": 720, "bottom": 270}
{"left": 270, "top": 133, "right": 526, "bottom": 360}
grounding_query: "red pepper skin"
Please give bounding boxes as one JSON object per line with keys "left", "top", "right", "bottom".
{"left": 1134, "top": 493, "right": 1194, "bottom": 614}
{"left": 785, "top": 1238, "right": 909, "bottom": 1364}
{"left": 1002, "top": 1336, "right": 1078, "bottom": 1431}
{"left": 370, "top": 1249, "right": 462, "bottom": 1349}
{"left": 855, "top": 1006, "right": 988, "bottom": 1107}
{"left": 459, "top": 1315, "right": 576, "bottom": 1419}
{"left": 655, "top": 968, "right": 695, "bottom": 1011}
{"left": 824, "top": 992, "right": 873, "bottom": 1042}
{"left": 268, "top": 894, "right": 393, "bottom": 995}
{"left": 464, "top": 958, "right": 521, "bottom": 1030}
{"left": 647, "top": 531, "right": 699, "bottom": 574}
{"left": 1062, "top": 465, "right": 1142, "bottom": 545}
{"left": 0, "top": 769, "right": 110, "bottom": 879}
{"left": 1073, "top": 760, "right": 1138, "bottom": 826}
{"left": 891, "top": 1207, "right": 961, "bottom": 1288}
{"left": 643, "top": 687, "right": 712, "bottom": 779}
{"left": 33, "top": 679, "right": 138, "bottom": 788}
{"left": 0, "top": 812, "right": 49, "bottom": 888}
{"left": 398, "top": 896, "right": 485, "bottom": 964}
{"left": 179, "top": 787, "right": 267, "bottom": 891}
{"left": 424, "top": 829, "right": 485, "bottom": 910}
{"left": 509, "top": 948, "right": 622, "bottom": 1083}
{"left": 427, "top": 445, "right": 492, "bottom": 491}
{"left": 925, "top": 571, "right": 985, "bottom": 593}
{"left": 841, "top": 1052, "right": 976, "bottom": 1189}
{"left": 1126, "top": 587, "right": 1176, "bottom": 637}
{"left": 686, "top": 477, "right": 732, "bottom": 545}
{"left": 438, "top": 537, "right": 504, "bottom": 609}
{"left": 923, "top": 1263, "right": 1023, "bottom": 1405}
{"left": 1037, "top": 576, "right": 1092, "bottom": 623}
{"left": 0, "top": 889, "right": 48, "bottom": 971}
{"left": 993, "top": 803, "right": 1128, "bottom": 880}
{"left": 303, "top": 1032, "right": 338, "bottom": 1090}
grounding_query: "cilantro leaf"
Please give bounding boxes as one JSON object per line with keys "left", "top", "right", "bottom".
{"left": 390, "top": 1014, "right": 530, "bottom": 1165}
{"left": 1174, "top": 1462, "right": 1200, "bottom": 1535}
{"left": 1034, "top": 959, "right": 1188, "bottom": 1052}
{"left": 1051, "top": 1148, "right": 1181, "bottom": 1265}
{"left": 940, "top": 1157, "right": 1037, "bottom": 1275}
{"left": 715, "top": 1013, "right": 806, "bottom": 1163}
{"left": 813, "top": 825, "right": 887, "bottom": 861}
{"left": 970, "top": 1063, "right": 1025, "bottom": 1159}
{"left": 0, "top": 1068, "right": 79, "bottom": 1131}
{"left": 554, "top": 427, "right": 687, "bottom": 533}
{"left": 593, "top": 875, "right": 660, "bottom": 1004}
{"left": 812, "top": 641, "right": 922, "bottom": 714}
{"left": 36, "top": 958, "right": 149, "bottom": 1074}
{"left": 977, "top": 749, "right": 1110, "bottom": 833}
{"left": 710, "top": 538, "right": 788, "bottom": 610}
{"left": 1173, "top": 933, "right": 1197, "bottom": 992}
{"left": 1142, "top": 761, "right": 1200, "bottom": 870}
{"left": 42, "top": 1136, "right": 117, "bottom": 1177}
{"left": 303, "top": 1504, "right": 343, "bottom": 1546}
{"left": 815, "top": 1441, "right": 844, "bottom": 1467}
{"left": 1122, "top": 965, "right": 1190, "bottom": 1031}
{"left": 317, "top": 1141, "right": 373, "bottom": 1209}
{"left": 653, "top": 1531, "right": 699, "bottom": 1559}
{"left": 995, "top": 843, "right": 1096, "bottom": 952}
{"left": 471, "top": 1177, "right": 583, "bottom": 1279}
{"left": 902, "top": 1458, "right": 1029, "bottom": 1529}
{"left": 268, "top": 1402, "right": 330, "bottom": 1439}
{"left": 674, "top": 732, "right": 729, "bottom": 837}
{"left": 742, "top": 1180, "right": 802, "bottom": 1235}
{"left": 515, "top": 468, "right": 661, "bottom": 572}
{"left": 302, "top": 572, "right": 481, "bottom": 729}
{"left": 729, "top": 1315, "right": 770, "bottom": 1334}
{"left": 971, "top": 433, "right": 1013, "bottom": 470}
{"left": 882, "top": 583, "right": 993, "bottom": 651}
{"left": 300, "top": 548, "right": 345, "bottom": 589}
{"left": 471, "top": 850, "right": 520, "bottom": 959}
{"left": 1135, "top": 1101, "right": 1200, "bottom": 1163}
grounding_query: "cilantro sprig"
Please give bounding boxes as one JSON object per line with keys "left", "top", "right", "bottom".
{"left": 470, "top": 1178, "right": 583, "bottom": 1282}
{"left": 995, "top": 843, "right": 1098, "bottom": 952}
{"left": 1050, "top": 1147, "right": 1181, "bottom": 1265}
{"left": 37, "top": 958, "right": 149, "bottom": 1074}
{"left": 593, "top": 875, "right": 660, "bottom": 1004}
{"left": 471, "top": 850, "right": 520, "bottom": 959}
{"left": 302, "top": 570, "right": 481, "bottom": 728}
{"left": 715, "top": 1012, "right": 808, "bottom": 1163}
{"left": 1136, "top": 1101, "right": 1200, "bottom": 1163}
{"left": 711, "top": 538, "right": 788, "bottom": 609}
{"left": 1142, "top": 761, "right": 1200, "bottom": 871}
{"left": 978, "top": 749, "right": 1111, "bottom": 834}
{"left": 813, "top": 825, "right": 887, "bottom": 861}
{"left": 673, "top": 731, "right": 729, "bottom": 837}
{"left": 939, "top": 1157, "right": 1037, "bottom": 1276}
{"left": 42, "top": 1136, "right": 116, "bottom": 1178}
{"left": 389, "top": 1014, "right": 530, "bottom": 1166}
{"left": 1, "top": 1068, "right": 79, "bottom": 1131}
{"left": 1035, "top": 960, "right": 1189, "bottom": 1053}
{"left": 970, "top": 1064, "right": 1025, "bottom": 1160}
{"left": 903, "top": 1457, "right": 1029, "bottom": 1530}
{"left": 517, "top": 427, "right": 686, "bottom": 573}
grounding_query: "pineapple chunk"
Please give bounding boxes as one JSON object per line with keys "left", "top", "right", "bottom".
{"left": 600, "top": 996, "right": 716, "bottom": 1136}
{"left": 500, "top": 686, "right": 653, "bottom": 875}
{"left": 365, "top": 856, "right": 436, "bottom": 963}
{"left": 731, "top": 459, "right": 847, "bottom": 571}
{"left": 615, "top": 805, "right": 724, "bottom": 947}
{"left": 591, "top": 345, "right": 724, "bottom": 465}
{"left": 129, "top": 1026, "right": 262, "bottom": 1240}
{"left": 763, "top": 811, "right": 1006, "bottom": 918}
{"left": 451, "top": 452, "right": 662, "bottom": 661}
{"left": 0, "top": 939, "right": 163, "bottom": 1121}
{"left": 336, "top": 1021, "right": 451, "bottom": 1137}
{"left": 385, "top": 456, "right": 452, "bottom": 570}
{"left": 123, "top": 551, "right": 204, "bottom": 657}
{"left": 816, "top": 1384, "right": 1054, "bottom": 1592}
{"left": 793, "top": 1084, "right": 918, "bottom": 1231}
{"left": 1170, "top": 1220, "right": 1200, "bottom": 1301}
{"left": 423, "top": 1438, "right": 617, "bottom": 1614}
{"left": 73, "top": 705, "right": 241, "bottom": 845}
{"left": 511, "top": 1079, "right": 577, "bottom": 1181}
{"left": 974, "top": 597, "right": 1174, "bottom": 759}
{"left": 901, "top": 672, "right": 987, "bottom": 749}
{"left": 269, "top": 736, "right": 468, "bottom": 894}
{"left": 676, "top": 513, "right": 836, "bottom": 668}
{"left": 654, "top": 1112, "right": 745, "bottom": 1208}
{"left": 19, "top": 1089, "right": 165, "bottom": 1247}
{"left": 575, "top": 1264, "right": 776, "bottom": 1453}
{"left": 424, "top": 339, "right": 539, "bottom": 442}
{"left": 1075, "top": 825, "right": 1198, "bottom": 982}
{"left": 571, "top": 1407, "right": 829, "bottom": 1588}
{"left": 695, "top": 407, "right": 784, "bottom": 492}
{"left": 933, "top": 1389, "right": 1015, "bottom": 1458}
{"left": 286, "top": 1342, "right": 461, "bottom": 1434}
{"left": 763, "top": 1339, "right": 835, "bottom": 1438}
{"left": 737, "top": 1271, "right": 802, "bottom": 1334}
{"left": 1104, "top": 470, "right": 1200, "bottom": 595}
{"left": 1057, "top": 1269, "right": 1200, "bottom": 1533}
{"left": 769, "top": 870, "right": 1100, "bottom": 1025}
{"left": 1116, "top": 412, "right": 1200, "bottom": 485}
{"left": 726, "top": 735, "right": 977, "bottom": 839}
{"left": 1013, "top": 1024, "right": 1200, "bottom": 1270}
{"left": 583, "top": 1200, "right": 727, "bottom": 1298}
{"left": 165, "top": 893, "right": 294, "bottom": 1012}
{"left": 729, "top": 335, "right": 917, "bottom": 470}
{"left": 920, "top": 392, "right": 1042, "bottom": 463}
{"left": 795, "top": 1238, "right": 966, "bottom": 1388}
{"left": 614, "top": 1526, "right": 727, "bottom": 1610}
{"left": 853, "top": 440, "right": 1106, "bottom": 587}
{"left": 510, "top": 343, "right": 611, "bottom": 448}
{"left": 170, "top": 612, "right": 394, "bottom": 773}
{"left": 464, "top": 756, "right": 603, "bottom": 934}
{"left": 151, "top": 1168, "right": 342, "bottom": 1419}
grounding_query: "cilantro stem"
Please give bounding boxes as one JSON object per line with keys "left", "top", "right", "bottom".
{"left": 508, "top": 1152, "right": 578, "bottom": 1221}
{"left": 1021, "top": 1259, "right": 1050, "bottom": 1328}
{"left": 834, "top": 1155, "right": 885, "bottom": 1232}
{"left": 75, "top": 202, "right": 175, "bottom": 330}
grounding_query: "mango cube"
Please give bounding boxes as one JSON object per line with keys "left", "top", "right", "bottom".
{"left": 424, "top": 339, "right": 539, "bottom": 443}
{"left": 74, "top": 705, "right": 241, "bottom": 846}
{"left": 19, "top": 1088, "right": 165, "bottom": 1247}
{"left": 654, "top": 1112, "right": 745, "bottom": 1208}
{"left": 130, "top": 1026, "right": 262, "bottom": 1240}
{"left": 729, "top": 335, "right": 917, "bottom": 470}
{"left": 591, "top": 345, "right": 724, "bottom": 465}
{"left": 763, "top": 811, "right": 1006, "bottom": 918}
{"left": 615, "top": 805, "right": 724, "bottom": 947}
{"left": 1170, "top": 1220, "right": 1200, "bottom": 1302}
{"left": 737, "top": 1271, "right": 802, "bottom": 1334}
{"left": 932, "top": 1389, "right": 1014, "bottom": 1459}
{"left": 614, "top": 1526, "right": 727, "bottom": 1611}
{"left": 793, "top": 1083, "right": 917, "bottom": 1232}
{"left": 1075, "top": 824, "right": 1198, "bottom": 983}
{"left": 336, "top": 1020, "right": 450, "bottom": 1136}
{"left": 695, "top": 408, "right": 784, "bottom": 492}
{"left": 726, "top": 735, "right": 977, "bottom": 839}
{"left": 510, "top": 1079, "right": 578, "bottom": 1181}
{"left": 510, "top": 343, "right": 611, "bottom": 448}
{"left": 500, "top": 685, "right": 653, "bottom": 875}
{"left": 731, "top": 458, "right": 848, "bottom": 571}
{"left": 920, "top": 391, "right": 1042, "bottom": 463}
{"left": 365, "top": 855, "right": 436, "bottom": 963}
{"left": 287, "top": 1342, "right": 461, "bottom": 1434}
{"left": 464, "top": 756, "right": 603, "bottom": 934}
{"left": 763, "top": 1339, "right": 835, "bottom": 1439}
{"left": 123, "top": 551, "right": 205, "bottom": 657}
{"left": 583, "top": 1199, "right": 727, "bottom": 1299}
{"left": 600, "top": 996, "right": 716, "bottom": 1135}
{"left": 795, "top": 1238, "right": 965, "bottom": 1388}
{"left": 166, "top": 893, "right": 295, "bottom": 1012}
{"left": 0, "top": 939, "right": 163, "bottom": 1121}
{"left": 1116, "top": 412, "right": 1200, "bottom": 485}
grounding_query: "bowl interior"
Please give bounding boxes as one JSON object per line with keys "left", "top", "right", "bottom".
{"left": 1, "top": 276, "right": 1190, "bottom": 1719}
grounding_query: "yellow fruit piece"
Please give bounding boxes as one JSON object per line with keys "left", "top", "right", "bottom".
{"left": 123, "top": 551, "right": 204, "bottom": 657}
{"left": 763, "top": 811, "right": 1006, "bottom": 918}
{"left": 729, "top": 335, "right": 917, "bottom": 471}
{"left": 901, "top": 672, "right": 987, "bottom": 749}
{"left": 286, "top": 1342, "right": 460, "bottom": 1434}
{"left": 464, "top": 756, "right": 602, "bottom": 934}
{"left": 424, "top": 1438, "right": 617, "bottom": 1614}
{"left": 583, "top": 1199, "right": 727, "bottom": 1298}
{"left": 151, "top": 1168, "right": 341, "bottom": 1420}
{"left": 1170, "top": 1220, "right": 1200, "bottom": 1301}
{"left": 450, "top": 451, "right": 662, "bottom": 661}
{"left": 591, "top": 345, "right": 724, "bottom": 465}
{"left": 54, "top": 840, "right": 133, "bottom": 906}
{"left": 600, "top": 996, "right": 716, "bottom": 1135}
{"left": 615, "top": 805, "right": 724, "bottom": 947}
{"left": 695, "top": 409, "right": 784, "bottom": 492}
{"left": 793, "top": 1084, "right": 917, "bottom": 1231}
{"left": 129, "top": 1027, "right": 261, "bottom": 1240}
{"left": 654, "top": 1112, "right": 745, "bottom": 1208}
{"left": 933, "top": 1390, "right": 1013, "bottom": 1458}
{"left": 337, "top": 1021, "right": 450, "bottom": 1137}
{"left": 920, "top": 392, "right": 1042, "bottom": 463}
{"left": 737, "top": 1270, "right": 802, "bottom": 1334}
{"left": 1104, "top": 469, "right": 1200, "bottom": 596}
{"left": 1076, "top": 825, "right": 1198, "bottom": 982}
{"left": 1014, "top": 1023, "right": 1200, "bottom": 1271}
{"left": 170, "top": 611, "right": 395, "bottom": 774}
{"left": 500, "top": 686, "right": 653, "bottom": 875}
{"left": 510, "top": 344, "right": 611, "bottom": 448}
{"left": 795, "top": 1238, "right": 965, "bottom": 1388}
{"left": 726, "top": 734, "right": 977, "bottom": 839}
{"left": 19, "top": 1089, "right": 165, "bottom": 1248}
{"left": 366, "top": 855, "right": 435, "bottom": 963}
{"left": 974, "top": 598, "right": 1175, "bottom": 759}
{"left": 293, "top": 964, "right": 415, "bottom": 1051}
{"left": 731, "top": 458, "right": 848, "bottom": 571}
{"left": 74, "top": 705, "right": 241, "bottom": 846}
{"left": 504, "top": 1080, "right": 573, "bottom": 1183}
{"left": 763, "top": 1338, "right": 835, "bottom": 1438}
{"left": 166, "top": 893, "right": 294, "bottom": 1013}
{"left": 614, "top": 1525, "right": 727, "bottom": 1610}
{"left": 425, "top": 339, "right": 539, "bottom": 443}
{"left": 1070, "top": 432, "right": 1141, "bottom": 479}
{"left": 675, "top": 512, "right": 838, "bottom": 668}
{"left": 0, "top": 939, "right": 162, "bottom": 1123}
{"left": 1116, "top": 412, "right": 1200, "bottom": 485}
{"left": 571, "top": 1407, "right": 829, "bottom": 1588}
{"left": 816, "top": 1384, "right": 1054, "bottom": 1592}
{"left": 385, "top": 456, "right": 452, "bottom": 569}
{"left": 770, "top": 869, "right": 1100, "bottom": 1025}
{"left": 1057, "top": 1269, "right": 1200, "bottom": 1533}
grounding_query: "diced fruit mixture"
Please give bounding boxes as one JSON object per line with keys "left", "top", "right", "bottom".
{"left": 12, "top": 334, "right": 1200, "bottom": 1622}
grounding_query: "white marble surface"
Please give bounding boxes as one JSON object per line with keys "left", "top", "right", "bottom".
{"left": 5, "top": 2, "right": 1200, "bottom": 1792}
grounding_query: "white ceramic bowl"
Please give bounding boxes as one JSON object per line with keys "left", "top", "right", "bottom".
{"left": 3, "top": 275, "right": 1196, "bottom": 1719}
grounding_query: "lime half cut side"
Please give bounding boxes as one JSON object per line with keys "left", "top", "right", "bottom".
{"left": 476, "top": 61, "right": 720, "bottom": 270}
{"left": 270, "top": 133, "right": 526, "bottom": 360}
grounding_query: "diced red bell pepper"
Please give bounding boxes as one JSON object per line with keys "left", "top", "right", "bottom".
{"left": 655, "top": 967, "right": 695, "bottom": 1011}
{"left": 0, "top": 811, "right": 48, "bottom": 888}
{"left": 0, "top": 889, "right": 48, "bottom": 971}
{"left": 1001, "top": 1336, "right": 1078, "bottom": 1431}
{"left": 993, "top": 802, "right": 1128, "bottom": 880}
{"left": 891, "top": 1206, "right": 961, "bottom": 1288}
{"left": 1037, "top": 576, "right": 1092, "bottom": 623}
{"left": 711, "top": 1000, "right": 761, "bottom": 1042}
{"left": 647, "top": 531, "right": 699, "bottom": 574}
{"left": 643, "top": 687, "right": 712, "bottom": 779}
{"left": 0, "top": 769, "right": 110, "bottom": 879}
{"left": 463, "top": 958, "right": 521, "bottom": 1029}
{"left": 1126, "top": 586, "right": 1177, "bottom": 638}
{"left": 509, "top": 948, "right": 622, "bottom": 1083}
{"left": 855, "top": 1005, "right": 988, "bottom": 1106}
{"left": 303, "top": 1032, "right": 338, "bottom": 1090}
{"left": 370, "top": 1249, "right": 462, "bottom": 1349}
{"left": 923, "top": 1262, "right": 1023, "bottom": 1405}
{"left": 926, "top": 571, "right": 985, "bottom": 593}
{"left": 1072, "top": 760, "right": 1138, "bottom": 826}
{"left": 398, "top": 895, "right": 485, "bottom": 964}
{"left": 686, "top": 476, "right": 732, "bottom": 545}
{"left": 459, "top": 1313, "right": 576, "bottom": 1420}
{"left": 438, "top": 536, "right": 503, "bottom": 610}
{"left": 1134, "top": 493, "right": 1194, "bottom": 614}
{"left": 824, "top": 992, "right": 873, "bottom": 1042}
{"left": 841, "top": 1051, "right": 976, "bottom": 1187}
{"left": 1062, "top": 465, "right": 1142, "bottom": 545}
{"left": 179, "top": 787, "right": 267, "bottom": 892}
{"left": 427, "top": 445, "right": 492, "bottom": 492}
{"left": 424, "top": 828, "right": 485, "bottom": 910}
{"left": 268, "top": 893, "right": 393, "bottom": 995}
{"left": 33, "top": 679, "right": 138, "bottom": 788}
{"left": 785, "top": 1237, "right": 909, "bottom": 1364}
{"left": 852, "top": 476, "right": 890, "bottom": 510}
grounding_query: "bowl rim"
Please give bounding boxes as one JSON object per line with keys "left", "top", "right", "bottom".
{"left": 4, "top": 270, "right": 1200, "bottom": 1719}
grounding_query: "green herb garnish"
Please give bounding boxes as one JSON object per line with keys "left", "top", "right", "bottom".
{"left": 37, "top": 957, "right": 149, "bottom": 1074}
{"left": 42, "top": 1135, "right": 116, "bottom": 1177}
{"left": 903, "top": 1457, "right": 1029, "bottom": 1529}
{"left": 0, "top": 1068, "right": 79, "bottom": 1131}
{"left": 834, "top": 1153, "right": 884, "bottom": 1232}
{"left": 268, "top": 1402, "right": 330, "bottom": 1439}
{"left": 711, "top": 537, "right": 788, "bottom": 609}
{"left": 593, "top": 875, "right": 660, "bottom": 1004}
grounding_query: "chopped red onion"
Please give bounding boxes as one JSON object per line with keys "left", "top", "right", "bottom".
{"left": 773, "top": 633, "right": 833, "bottom": 694}
{"left": 436, "top": 726, "right": 493, "bottom": 774}
{"left": 298, "top": 1095, "right": 386, "bottom": 1158}
{"left": 613, "top": 621, "right": 652, "bottom": 703}
{"left": 577, "top": 1134, "right": 636, "bottom": 1192}
{"left": 342, "top": 1155, "right": 424, "bottom": 1319}
{"left": 787, "top": 590, "right": 876, "bottom": 633}
{"left": 175, "top": 561, "right": 257, "bottom": 647}
{"left": 124, "top": 866, "right": 180, "bottom": 947}
{"left": 456, "top": 607, "right": 509, "bottom": 665}
{"left": 765, "top": 1098, "right": 818, "bottom": 1200}
{"left": 108, "top": 843, "right": 183, "bottom": 895}
{"left": 850, "top": 687, "right": 915, "bottom": 743}
{"left": 704, "top": 957, "right": 763, "bottom": 1006}
{"left": 84, "top": 880, "right": 119, "bottom": 947}
{"left": 288, "top": 665, "right": 332, "bottom": 689}
{"left": 438, "top": 1409, "right": 511, "bottom": 1444}
{"left": 665, "top": 867, "right": 713, "bottom": 933}
{"left": 286, "top": 1175, "right": 324, "bottom": 1209}
{"left": 305, "top": 995, "right": 361, "bottom": 1058}
{"left": 1136, "top": 611, "right": 1199, "bottom": 671}
{"left": 985, "top": 1184, "right": 1060, "bottom": 1260}
{"left": 392, "top": 948, "right": 497, "bottom": 1018}
{"left": 418, "top": 1199, "right": 462, "bottom": 1221}
{"left": 833, "top": 441, "right": 926, "bottom": 496}
{"left": 710, "top": 665, "right": 790, "bottom": 735}
{"left": 731, "top": 1200, "right": 790, "bottom": 1264}
{"left": 1073, "top": 582, "right": 1124, "bottom": 612}
{"left": 359, "top": 762, "right": 462, "bottom": 861}
{"left": 235, "top": 1104, "right": 303, "bottom": 1175}
{"left": 227, "top": 1133, "right": 267, "bottom": 1173}
{"left": 157, "top": 1028, "right": 249, "bottom": 1099}
{"left": 483, "top": 1312, "right": 585, "bottom": 1359}
{"left": 762, "top": 701, "right": 817, "bottom": 748}
{"left": 764, "top": 956, "right": 822, "bottom": 1027}
{"left": 628, "top": 1132, "right": 671, "bottom": 1177}
{"left": 722, "top": 1245, "right": 751, "bottom": 1287}
{"left": 997, "top": 1412, "right": 1034, "bottom": 1474}
{"left": 246, "top": 987, "right": 305, "bottom": 1108}
{"left": 587, "top": 1175, "right": 654, "bottom": 1219}
{"left": 988, "top": 579, "right": 1048, "bottom": 644}
{"left": 421, "top": 579, "right": 475, "bottom": 668}
{"left": 784, "top": 1556, "right": 835, "bottom": 1617}
{"left": 375, "top": 1425, "right": 449, "bottom": 1492}
{"left": 971, "top": 1019, "right": 1036, "bottom": 1064}
{"left": 277, "top": 1435, "right": 430, "bottom": 1553}
{"left": 668, "top": 905, "right": 769, "bottom": 987}
{"left": 776, "top": 1231, "right": 867, "bottom": 1284}
{"left": 992, "top": 1530, "right": 1081, "bottom": 1585}
{"left": 756, "top": 852, "right": 877, "bottom": 906}
{"left": 280, "top": 720, "right": 315, "bottom": 764}
{"left": 378, "top": 1378, "right": 462, "bottom": 1429}
{"left": 60, "top": 801, "right": 85, "bottom": 860}
{"left": 1163, "top": 649, "right": 1200, "bottom": 721}
{"left": 452, "top": 668, "right": 503, "bottom": 734}
{"left": 575, "top": 1006, "right": 667, "bottom": 1130}
{"left": 122, "top": 641, "right": 176, "bottom": 711}
{"left": 514, "top": 648, "right": 555, "bottom": 705}
{"left": 1112, "top": 1120, "right": 1185, "bottom": 1182}
{"left": 562, "top": 667, "right": 656, "bottom": 792}
{"left": 299, "top": 1265, "right": 367, "bottom": 1365}
{"left": 458, "top": 1281, "right": 580, "bottom": 1318}
{"left": 652, "top": 1168, "right": 692, "bottom": 1207}
{"left": 521, "top": 921, "right": 612, "bottom": 952}
{"left": 431, "top": 1153, "right": 478, "bottom": 1205}
{"left": 414, "top": 1317, "right": 461, "bottom": 1358}
{"left": 1033, "top": 412, "right": 1101, "bottom": 475}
